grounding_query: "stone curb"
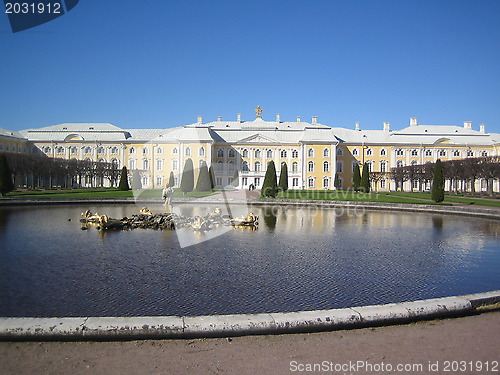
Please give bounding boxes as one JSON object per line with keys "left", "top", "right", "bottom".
{"left": 1, "top": 291, "right": 498, "bottom": 341}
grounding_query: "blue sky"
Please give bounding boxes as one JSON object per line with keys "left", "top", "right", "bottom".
{"left": 1, "top": 0, "right": 499, "bottom": 133}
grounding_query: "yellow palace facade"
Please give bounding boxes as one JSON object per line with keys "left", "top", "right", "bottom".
{"left": 2, "top": 108, "right": 499, "bottom": 191}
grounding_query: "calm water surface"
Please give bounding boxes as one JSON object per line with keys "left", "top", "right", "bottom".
{"left": 0, "top": 204, "right": 499, "bottom": 317}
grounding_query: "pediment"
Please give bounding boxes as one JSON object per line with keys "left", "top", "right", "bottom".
{"left": 237, "top": 133, "right": 279, "bottom": 144}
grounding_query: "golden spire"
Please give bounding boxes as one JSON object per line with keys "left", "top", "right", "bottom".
{"left": 255, "top": 105, "right": 263, "bottom": 118}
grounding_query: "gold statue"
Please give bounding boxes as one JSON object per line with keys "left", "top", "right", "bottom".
{"left": 255, "top": 105, "right": 263, "bottom": 118}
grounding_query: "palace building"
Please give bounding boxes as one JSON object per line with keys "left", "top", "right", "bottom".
{"left": 1, "top": 107, "right": 499, "bottom": 191}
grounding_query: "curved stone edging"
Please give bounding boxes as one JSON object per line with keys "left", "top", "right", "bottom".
{"left": 1, "top": 291, "right": 499, "bottom": 341}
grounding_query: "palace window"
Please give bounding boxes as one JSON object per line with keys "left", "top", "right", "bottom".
{"left": 323, "top": 177, "right": 329, "bottom": 189}
{"left": 380, "top": 149, "right": 386, "bottom": 156}
{"left": 380, "top": 161, "right": 387, "bottom": 173}
{"left": 425, "top": 149, "right": 432, "bottom": 157}
{"left": 157, "top": 147, "right": 163, "bottom": 154}
{"left": 228, "top": 148, "right": 235, "bottom": 158}
{"left": 242, "top": 161, "right": 249, "bottom": 172}
{"left": 292, "top": 178, "right": 299, "bottom": 187}
{"left": 323, "top": 161, "right": 330, "bottom": 173}
{"left": 292, "top": 150, "right": 299, "bottom": 158}
{"left": 217, "top": 161, "right": 224, "bottom": 171}
{"left": 129, "top": 147, "right": 136, "bottom": 154}
{"left": 308, "top": 177, "right": 315, "bottom": 188}
{"left": 173, "top": 147, "right": 178, "bottom": 154}
{"left": 266, "top": 149, "right": 273, "bottom": 158}
{"left": 255, "top": 149, "right": 261, "bottom": 158}
{"left": 481, "top": 150, "right": 488, "bottom": 157}
{"left": 438, "top": 150, "right": 446, "bottom": 157}
{"left": 411, "top": 160, "right": 417, "bottom": 166}
{"left": 57, "top": 146, "right": 65, "bottom": 154}
{"left": 308, "top": 161, "right": 314, "bottom": 172}
{"left": 85, "top": 146, "right": 92, "bottom": 154}
{"left": 217, "top": 149, "right": 224, "bottom": 158}
{"left": 336, "top": 161, "right": 343, "bottom": 173}
{"left": 199, "top": 147, "right": 205, "bottom": 157}
{"left": 242, "top": 149, "right": 249, "bottom": 158}
{"left": 143, "top": 147, "right": 149, "bottom": 155}
{"left": 308, "top": 148, "right": 314, "bottom": 158}
{"left": 396, "top": 149, "right": 404, "bottom": 156}
{"left": 411, "top": 149, "right": 418, "bottom": 156}
{"left": 280, "top": 149, "right": 287, "bottom": 158}
{"left": 352, "top": 148, "right": 358, "bottom": 156}
{"left": 111, "top": 158, "right": 119, "bottom": 168}
{"left": 228, "top": 161, "right": 235, "bottom": 172}
{"left": 292, "top": 162, "right": 299, "bottom": 173}
{"left": 396, "top": 160, "right": 404, "bottom": 168}
{"left": 185, "top": 147, "right": 191, "bottom": 157}
{"left": 156, "top": 159, "right": 163, "bottom": 171}
{"left": 111, "top": 146, "right": 118, "bottom": 154}
{"left": 323, "top": 148, "right": 330, "bottom": 158}
{"left": 467, "top": 150, "right": 474, "bottom": 157}
{"left": 366, "top": 148, "right": 373, "bottom": 156}
{"left": 172, "top": 159, "right": 178, "bottom": 171}
{"left": 336, "top": 148, "right": 343, "bottom": 156}
{"left": 380, "top": 179, "right": 386, "bottom": 189}
{"left": 453, "top": 150, "right": 460, "bottom": 157}
{"left": 254, "top": 161, "right": 261, "bottom": 172}
{"left": 156, "top": 176, "right": 163, "bottom": 186}
{"left": 129, "top": 159, "right": 136, "bottom": 170}
{"left": 242, "top": 177, "right": 248, "bottom": 186}
{"left": 143, "top": 159, "right": 149, "bottom": 170}
{"left": 352, "top": 162, "right": 358, "bottom": 172}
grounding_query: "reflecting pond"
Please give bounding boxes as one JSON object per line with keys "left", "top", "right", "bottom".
{"left": 0, "top": 204, "right": 499, "bottom": 317}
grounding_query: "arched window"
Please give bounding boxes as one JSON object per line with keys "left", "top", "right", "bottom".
{"left": 242, "top": 149, "right": 248, "bottom": 158}
{"left": 380, "top": 161, "right": 387, "bottom": 173}
{"left": 396, "top": 160, "right": 403, "bottom": 168}
{"left": 254, "top": 161, "right": 261, "bottom": 172}
{"left": 173, "top": 147, "right": 178, "bottom": 154}
{"left": 292, "top": 162, "right": 298, "bottom": 173}
{"left": 411, "top": 160, "right": 417, "bottom": 166}
{"left": 308, "top": 177, "right": 315, "bottom": 188}
{"left": 280, "top": 149, "right": 287, "bottom": 158}
{"left": 111, "top": 158, "right": 119, "bottom": 168}
{"left": 396, "top": 149, "right": 404, "bottom": 156}
{"left": 129, "top": 147, "right": 136, "bottom": 154}
{"left": 425, "top": 149, "right": 432, "bottom": 157}
{"left": 228, "top": 161, "right": 235, "bottom": 172}
{"left": 323, "top": 161, "right": 330, "bottom": 173}
{"left": 323, "top": 148, "right": 330, "bottom": 158}
{"left": 228, "top": 148, "right": 235, "bottom": 158}
{"left": 156, "top": 147, "right": 163, "bottom": 154}
{"left": 366, "top": 148, "right": 373, "bottom": 156}
{"left": 242, "top": 161, "right": 249, "bottom": 172}
{"left": 157, "top": 159, "right": 163, "bottom": 171}
{"left": 336, "top": 161, "right": 343, "bottom": 173}
{"left": 172, "top": 159, "right": 178, "bottom": 171}
{"left": 217, "top": 149, "right": 224, "bottom": 158}
{"left": 98, "top": 158, "right": 105, "bottom": 163}
{"left": 453, "top": 150, "right": 460, "bottom": 157}
{"left": 85, "top": 146, "right": 92, "bottom": 154}
{"left": 411, "top": 149, "right": 418, "bottom": 156}
{"left": 352, "top": 148, "right": 358, "bottom": 156}
{"left": 199, "top": 147, "right": 205, "bottom": 157}
{"left": 266, "top": 149, "right": 273, "bottom": 158}
{"left": 323, "top": 177, "right": 329, "bottom": 189}
{"left": 143, "top": 147, "right": 149, "bottom": 155}
{"left": 336, "top": 148, "right": 343, "bottom": 156}
{"left": 143, "top": 159, "right": 149, "bottom": 170}
{"left": 185, "top": 147, "right": 191, "bottom": 157}
{"left": 439, "top": 150, "right": 446, "bottom": 157}
{"left": 308, "top": 148, "right": 314, "bottom": 158}
{"left": 308, "top": 161, "right": 314, "bottom": 172}
{"left": 57, "top": 146, "right": 65, "bottom": 154}
{"left": 70, "top": 146, "right": 78, "bottom": 154}
{"left": 111, "top": 146, "right": 118, "bottom": 154}
{"left": 254, "top": 149, "right": 261, "bottom": 158}
{"left": 129, "top": 159, "right": 136, "bottom": 170}
{"left": 481, "top": 150, "right": 488, "bottom": 157}
{"left": 467, "top": 150, "right": 474, "bottom": 157}
{"left": 380, "top": 149, "right": 386, "bottom": 156}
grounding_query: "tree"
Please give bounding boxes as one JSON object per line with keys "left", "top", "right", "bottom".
{"left": 431, "top": 159, "right": 445, "bottom": 202}
{"left": 180, "top": 158, "right": 194, "bottom": 194}
{"left": 196, "top": 161, "right": 212, "bottom": 192}
{"left": 0, "top": 154, "right": 15, "bottom": 196}
{"left": 232, "top": 169, "right": 239, "bottom": 187}
{"left": 360, "top": 162, "right": 370, "bottom": 193}
{"left": 168, "top": 171, "right": 175, "bottom": 187}
{"left": 278, "top": 162, "right": 288, "bottom": 192}
{"left": 334, "top": 172, "right": 341, "bottom": 190}
{"left": 261, "top": 160, "right": 278, "bottom": 197}
{"left": 352, "top": 163, "right": 361, "bottom": 192}
{"left": 208, "top": 165, "right": 215, "bottom": 189}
